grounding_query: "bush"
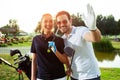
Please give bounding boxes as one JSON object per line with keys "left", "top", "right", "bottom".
{"left": 93, "top": 38, "right": 115, "bottom": 52}
{"left": 0, "top": 44, "right": 7, "bottom": 47}
{"left": 7, "top": 42, "right": 12, "bottom": 46}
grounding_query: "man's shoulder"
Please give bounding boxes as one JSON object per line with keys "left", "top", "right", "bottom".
{"left": 73, "top": 26, "right": 88, "bottom": 33}
{"left": 74, "top": 26, "right": 88, "bottom": 29}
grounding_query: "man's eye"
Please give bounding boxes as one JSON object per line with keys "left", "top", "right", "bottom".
{"left": 57, "top": 20, "right": 67, "bottom": 25}
{"left": 57, "top": 22, "right": 61, "bottom": 25}
{"left": 62, "top": 20, "right": 67, "bottom": 24}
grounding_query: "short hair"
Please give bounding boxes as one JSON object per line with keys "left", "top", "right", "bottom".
{"left": 56, "top": 11, "right": 71, "bottom": 20}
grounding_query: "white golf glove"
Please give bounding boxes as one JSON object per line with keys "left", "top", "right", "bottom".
{"left": 82, "top": 4, "right": 97, "bottom": 30}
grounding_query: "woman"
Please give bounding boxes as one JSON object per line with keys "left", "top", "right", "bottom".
{"left": 31, "top": 13, "right": 70, "bottom": 80}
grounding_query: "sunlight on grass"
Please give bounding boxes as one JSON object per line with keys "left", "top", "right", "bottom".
{"left": 111, "top": 41, "right": 120, "bottom": 49}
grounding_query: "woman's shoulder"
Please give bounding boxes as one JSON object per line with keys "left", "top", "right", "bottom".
{"left": 33, "top": 34, "right": 41, "bottom": 39}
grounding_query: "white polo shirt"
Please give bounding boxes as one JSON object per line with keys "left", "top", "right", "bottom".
{"left": 62, "top": 26, "right": 100, "bottom": 80}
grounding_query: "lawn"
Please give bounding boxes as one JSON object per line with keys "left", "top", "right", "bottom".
{"left": 0, "top": 54, "right": 120, "bottom": 80}
{"left": 111, "top": 40, "right": 120, "bottom": 49}
{"left": 0, "top": 39, "right": 120, "bottom": 80}
{"left": 7, "top": 41, "right": 32, "bottom": 47}
{"left": 100, "top": 68, "right": 120, "bottom": 80}
{"left": 0, "top": 54, "right": 29, "bottom": 80}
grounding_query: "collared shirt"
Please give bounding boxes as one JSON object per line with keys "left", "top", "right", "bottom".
{"left": 31, "top": 34, "right": 66, "bottom": 79}
{"left": 62, "top": 26, "right": 100, "bottom": 79}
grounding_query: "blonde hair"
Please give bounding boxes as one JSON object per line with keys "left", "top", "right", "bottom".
{"left": 40, "top": 13, "right": 54, "bottom": 33}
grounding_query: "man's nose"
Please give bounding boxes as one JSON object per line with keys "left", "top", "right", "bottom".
{"left": 60, "top": 22, "right": 64, "bottom": 27}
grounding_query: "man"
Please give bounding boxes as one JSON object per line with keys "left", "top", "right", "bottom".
{"left": 55, "top": 4, "right": 101, "bottom": 80}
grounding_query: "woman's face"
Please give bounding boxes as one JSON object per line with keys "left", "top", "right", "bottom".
{"left": 41, "top": 15, "right": 53, "bottom": 34}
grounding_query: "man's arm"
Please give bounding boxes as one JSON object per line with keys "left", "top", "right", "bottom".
{"left": 82, "top": 4, "right": 101, "bottom": 42}
{"left": 84, "top": 28, "right": 101, "bottom": 42}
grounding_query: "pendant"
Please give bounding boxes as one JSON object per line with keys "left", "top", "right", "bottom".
{"left": 47, "top": 49, "right": 50, "bottom": 53}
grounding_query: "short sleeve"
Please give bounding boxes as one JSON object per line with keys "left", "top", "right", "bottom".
{"left": 30, "top": 37, "right": 36, "bottom": 53}
{"left": 56, "top": 37, "right": 65, "bottom": 54}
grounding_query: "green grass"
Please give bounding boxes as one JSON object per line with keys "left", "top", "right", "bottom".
{"left": 0, "top": 54, "right": 120, "bottom": 80}
{"left": 7, "top": 41, "right": 31, "bottom": 47}
{"left": 100, "top": 68, "right": 120, "bottom": 80}
{"left": 0, "top": 39, "right": 120, "bottom": 80}
{"left": 0, "top": 54, "right": 29, "bottom": 80}
{"left": 111, "top": 40, "right": 120, "bottom": 49}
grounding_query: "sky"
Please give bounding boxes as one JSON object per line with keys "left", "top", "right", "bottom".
{"left": 0, "top": 0, "right": 120, "bottom": 33}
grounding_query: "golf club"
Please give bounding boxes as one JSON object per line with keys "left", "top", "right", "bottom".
{"left": 64, "top": 46, "right": 75, "bottom": 80}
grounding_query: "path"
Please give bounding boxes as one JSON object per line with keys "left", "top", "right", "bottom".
{"left": 0, "top": 46, "right": 31, "bottom": 54}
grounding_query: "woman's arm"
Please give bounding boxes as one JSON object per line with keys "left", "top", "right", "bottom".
{"left": 55, "top": 50, "right": 69, "bottom": 64}
{"left": 55, "top": 50, "right": 71, "bottom": 75}
{"left": 31, "top": 53, "right": 37, "bottom": 80}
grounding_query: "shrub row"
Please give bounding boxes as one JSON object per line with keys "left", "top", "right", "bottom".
{"left": 93, "top": 38, "right": 115, "bottom": 52}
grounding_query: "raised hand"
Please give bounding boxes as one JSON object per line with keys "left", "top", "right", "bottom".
{"left": 82, "top": 4, "right": 97, "bottom": 30}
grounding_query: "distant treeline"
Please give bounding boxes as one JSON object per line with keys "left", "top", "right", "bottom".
{"left": 71, "top": 13, "right": 120, "bottom": 36}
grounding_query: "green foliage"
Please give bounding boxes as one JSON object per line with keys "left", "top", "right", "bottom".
{"left": 0, "top": 54, "right": 28, "bottom": 80}
{"left": 0, "top": 44, "right": 7, "bottom": 47}
{"left": 0, "top": 35, "right": 32, "bottom": 47}
{"left": 7, "top": 42, "right": 12, "bottom": 45}
{"left": 96, "top": 15, "right": 119, "bottom": 35}
{"left": 71, "top": 13, "right": 85, "bottom": 26}
{"left": 100, "top": 68, "right": 120, "bottom": 80}
{"left": 111, "top": 40, "right": 120, "bottom": 49}
{"left": 93, "top": 38, "right": 115, "bottom": 52}
{"left": 1, "top": 54, "right": 120, "bottom": 80}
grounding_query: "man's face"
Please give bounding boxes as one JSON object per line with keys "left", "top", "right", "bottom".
{"left": 56, "top": 14, "right": 71, "bottom": 34}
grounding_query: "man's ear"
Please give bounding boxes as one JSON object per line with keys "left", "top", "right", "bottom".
{"left": 70, "top": 18, "right": 72, "bottom": 24}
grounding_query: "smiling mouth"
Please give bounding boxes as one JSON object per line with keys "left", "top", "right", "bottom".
{"left": 61, "top": 26, "right": 66, "bottom": 29}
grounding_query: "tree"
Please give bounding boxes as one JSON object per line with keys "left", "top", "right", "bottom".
{"left": 106, "top": 15, "right": 117, "bottom": 35}
{"left": 8, "top": 19, "right": 19, "bottom": 37}
{"left": 97, "top": 15, "right": 119, "bottom": 36}
{"left": 0, "top": 19, "right": 20, "bottom": 37}
{"left": 34, "top": 22, "right": 41, "bottom": 33}
{"left": 0, "top": 24, "right": 10, "bottom": 36}
{"left": 117, "top": 19, "right": 120, "bottom": 35}
{"left": 97, "top": 15, "right": 106, "bottom": 35}
{"left": 71, "top": 13, "right": 85, "bottom": 26}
